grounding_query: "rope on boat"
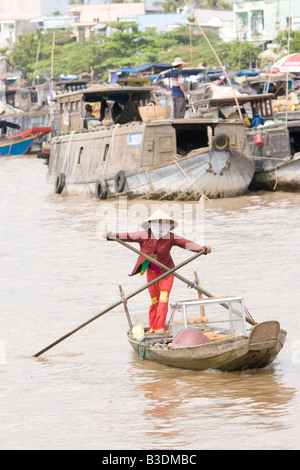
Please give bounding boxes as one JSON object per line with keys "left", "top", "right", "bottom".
{"left": 101, "top": 123, "right": 120, "bottom": 179}
{"left": 62, "top": 130, "right": 75, "bottom": 174}
{"left": 135, "top": 152, "right": 206, "bottom": 201}
{"left": 188, "top": 278, "right": 199, "bottom": 289}
{"left": 138, "top": 342, "right": 150, "bottom": 361}
{"left": 244, "top": 305, "right": 256, "bottom": 326}
{"left": 173, "top": 157, "right": 209, "bottom": 200}
{"left": 119, "top": 289, "right": 127, "bottom": 309}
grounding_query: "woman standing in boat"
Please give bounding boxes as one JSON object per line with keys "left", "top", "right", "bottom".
{"left": 170, "top": 57, "right": 188, "bottom": 118}
{"left": 103, "top": 210, "right": 211, "bottom": 333}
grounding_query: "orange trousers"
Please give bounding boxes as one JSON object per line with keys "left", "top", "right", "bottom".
{"left": 146, "top": 269, "right": 174, "bottom": 331}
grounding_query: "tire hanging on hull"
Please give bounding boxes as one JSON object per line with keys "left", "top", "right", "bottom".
{"left": 54, "top": 173, "right": 65, "bottom": 194}
{"left": 95, "top": 179, "right": 108, "bottom": 200}
{"left": 114, "top": 170, "right": 126, "bottom": 193}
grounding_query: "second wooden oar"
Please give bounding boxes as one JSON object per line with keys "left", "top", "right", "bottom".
{"left": 33, "top": 249, "right": 205, "bottom": 357}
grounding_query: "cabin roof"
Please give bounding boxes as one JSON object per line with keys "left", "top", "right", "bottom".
{"left": 53, "top": 84, "right": 153, "bottom": 102}
{"left": 196, "top": 93, "right": 274, "bottom": 107}
{"left": 245, "top": 74, "right": 296, "bottom": 84}
{"left": 55, "top": 79, "right": 89, "bottom": 86}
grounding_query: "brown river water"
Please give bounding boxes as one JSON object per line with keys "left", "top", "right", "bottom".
{"left": 0, "top": 155, "right": 300, "bottom": 450}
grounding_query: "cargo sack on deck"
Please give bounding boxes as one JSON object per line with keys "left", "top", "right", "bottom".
{"left": 132, "top": 324, "right": 145, "bottom": 342}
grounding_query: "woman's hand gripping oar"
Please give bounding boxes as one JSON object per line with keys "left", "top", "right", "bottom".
{"left": 33, "top": 249, "right": 206, "bottom": 358}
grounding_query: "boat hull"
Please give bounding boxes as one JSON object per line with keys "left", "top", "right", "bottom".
{"left": 0, "top": 127, "right": 52, "bottom": 156}
{"left": 128, "top": 321, "right": 286, "bottom": 372}
{"left": 0, "top": 136, "right": 36, "bottom": 156}
{"left": 47, "top": 125, "right": 254, "bottom": 200}
{"left": 252, "top": 155, "right": 300, "bottom": 192}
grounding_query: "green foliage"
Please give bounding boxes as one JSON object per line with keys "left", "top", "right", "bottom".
{"left": 154, "top": 0, "right": 232, "bottom": 11}
{"left": 68, "top": 0, "right": 85, "bottom": 4}
{"left": 274, "top": 30, "right": 300, "bottom": 55}
{"left": 154, "top": 0, "right": 184, "bottom": 13}
{"left": 226, "top": 40, "right": 261, "bottom": 70}
{"left": 8, "top": 30, "right": 76, "bottom": 79}
{"left": 197, "top": 0, "right": 232, "bottom": 9}
{"left": 5, "top": 24, "right": 267, "bottom": 83}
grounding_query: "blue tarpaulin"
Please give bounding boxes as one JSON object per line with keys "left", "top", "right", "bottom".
{"left": 109, "top": 63, "right": 171, "bottom": 83}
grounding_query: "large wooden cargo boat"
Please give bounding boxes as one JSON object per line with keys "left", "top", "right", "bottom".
{"left": 46, "top": 84, "right": 255, "bottom": 200}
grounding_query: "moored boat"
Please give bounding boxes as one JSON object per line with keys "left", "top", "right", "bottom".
{"left": 47, "top": 84, "right": 255, "bottom": 200}
{"left": 197, "top": 92, "right": 300, "bottom": 192}
{"left": 0, "top": 126, "right": 52, "bottom": 156}
{"left": 128, "top": 296, "right": 286, "bottom": 372}
{"left": 252, "top": 152, "right": 300, "bottom": 191}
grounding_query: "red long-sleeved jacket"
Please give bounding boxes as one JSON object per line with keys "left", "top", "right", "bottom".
{"left": 110, "top": 230, "right": 204, "bottom": 276}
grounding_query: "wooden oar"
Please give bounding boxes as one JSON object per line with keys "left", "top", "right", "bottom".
{"left": 33, "top": 249, "right": 205, "bottom": 357}
{"left": 108, "top": 233, "right": 253, "bottom": 325}
{"left": 119, "top": 285, "right": 133, "bottom": 330}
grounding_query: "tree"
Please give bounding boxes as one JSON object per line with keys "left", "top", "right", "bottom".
{"left": 155, "top": 0, "right": 232, "bottom": 12}
{"left": 274, "top": 30, "right": 300, "bottom": 55}
{"left": 6, "top": 23, "right": 262, "bottom": 83}
{"left": 8, "top": 30, "right": 76, "bottom": 80}
{"left": 226, "top": 40, "right": 261, "bottom": 70}
{"left": 154, "top": 0, "right": 184, "bottom": 13}
{"left": 68, "top": 1, "right": 89, "bottom": 5}
{"left": 198, "top": 0, "right": 232, "bottom": 9}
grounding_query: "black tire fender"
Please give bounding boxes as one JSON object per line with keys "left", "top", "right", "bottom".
{"left": 114, "top": 170, "right": 126, "bottom": 193}
{"left": 54, "top": 173, "right": 65, "bottom": 194}
{"left": 211, "top": 134, "right": 230, "bottom": 152}
{"left": 95, "top": 179, "right": 108, "bottom": 200}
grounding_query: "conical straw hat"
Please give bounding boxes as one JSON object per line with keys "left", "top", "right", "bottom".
{"left": 171, "top": 57, "right": 186, "bottom": 67}
{"left": 141, "top": 210, "right": 178, "bottom": 229}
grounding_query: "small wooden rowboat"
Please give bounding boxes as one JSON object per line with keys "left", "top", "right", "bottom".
{"left": 127, "top": 296, "right": 286, "bottom": 372}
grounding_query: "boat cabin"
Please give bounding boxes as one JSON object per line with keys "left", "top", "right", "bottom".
{"left": 52, "top": 84, "right": 217, "bottom": 163}
{"left": 192, "top": 93, "right": 291, "bottom": 165}
{"left": 194, "top": 93, "right": 274, "bottom": 122}
{"left": 54, "top": 79, "right": 90, "bottom": 96}
{"left": 240, "top": 73, "right": 296, "bottom": 97}
{"left": 53, "top": 85, "right": 154, "bottom": 133}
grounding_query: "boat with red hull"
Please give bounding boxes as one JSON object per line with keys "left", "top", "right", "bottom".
{"left": 0, "top": 127, "right": 52, "bottom": 156}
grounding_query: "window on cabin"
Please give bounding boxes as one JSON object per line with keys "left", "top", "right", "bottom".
{"left": 78, "top": 147, "right": 84, "bottom": 164}
{"left": 103, "top": 144, "right": 109, "bottom": 162}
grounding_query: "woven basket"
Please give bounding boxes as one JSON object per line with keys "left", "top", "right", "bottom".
{"left": 139, "top": 103, "right": 171, "bottom": 122}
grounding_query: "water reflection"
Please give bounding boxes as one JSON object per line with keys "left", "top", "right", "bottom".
{"left": 0, "top": 156, "right": 300, "bottom": 450}
{"left": 128, "top": 356, "right": 297, "bottom": 449}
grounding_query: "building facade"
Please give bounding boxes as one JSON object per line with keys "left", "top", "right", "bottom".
{"left": 134, "top": 9, "right": 234, "bottom": 42}
{"left": 0, "top": 0, "right": 42, "bottom": 48}
{"left": 31, "top": 15, "right": 72, "bottom": 32}
{"left": 68, "top": 3, "right": 145, "bottom": 42}
{"left": 234, "top": 0, "right": 300, "bottom": 43}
